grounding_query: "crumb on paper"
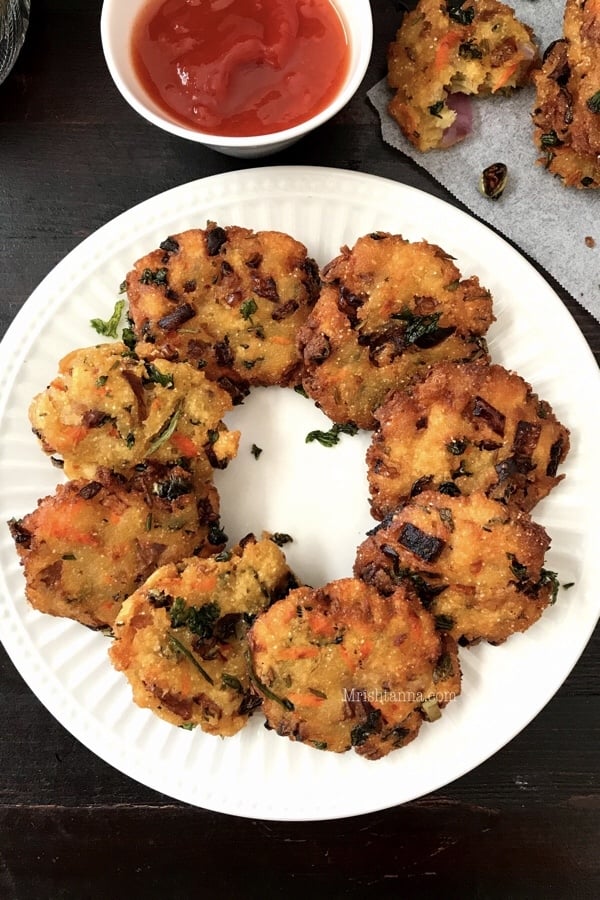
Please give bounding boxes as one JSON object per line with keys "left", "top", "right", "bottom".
{"left": 584, "top": 236, "right": 596, "bottom": 248}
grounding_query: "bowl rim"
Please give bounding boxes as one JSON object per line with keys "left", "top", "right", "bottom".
{"left": 100, "top": 0, "right": 374, "bottom": 148}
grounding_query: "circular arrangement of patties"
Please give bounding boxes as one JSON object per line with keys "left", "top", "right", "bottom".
{"left": 9, "top": 223, "right": 571, "bottom": 765}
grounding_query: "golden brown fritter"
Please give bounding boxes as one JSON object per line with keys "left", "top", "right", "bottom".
{"left": 532, "top": 0, "right": 600, "bottom": 189}
{"left": 368, "top": 361, "right": 570, "bottom": 519}
{"left": 387, "top": 0, "right": 539, "bottom": 151}
{"left": 354, "top": 491, "right": 558, "bottom": 646}
{"left": 248, "top": 578, "right": 461, "bottom": 759}
{"left": 298, "top": 233, "right": 494, "bottom": 429}
{"left": 126, "top": 223, "right": 321, "bottom": 399}
{"left": 28, "top": 343, "right": 239, "bottom": 480}
{"left": 8, "top": 463, "right": 224, "bottom": 630}
{"left": 110, "top": 535, "right": 299, "bottom": 737}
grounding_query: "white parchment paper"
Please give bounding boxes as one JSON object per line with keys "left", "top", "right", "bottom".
{"left": 368, "top": 1, "right": 600, "bottom": 321}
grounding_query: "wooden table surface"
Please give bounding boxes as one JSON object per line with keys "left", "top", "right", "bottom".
{"left": 1, "top": 2, "right": 598, "bottom": 897}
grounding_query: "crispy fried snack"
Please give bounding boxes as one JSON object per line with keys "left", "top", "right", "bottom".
{"left": 8, "top": 464, "right": 224, "bottom": 629}
{"left": 298, "top": 233, "right": 494, "bottom": 429}
{"left": 110, "top": 535, "right": 298, "bottom": 736}
{"left": 248, "top": 578, "right": 460, "bottom": 759}
{"left": 355, "top": 491, "right": 558, "bottom": 646}
{"left": 29, "top": 343, "right": 239, "bottom": 480}
{"left": 126, "top": 223, "right": 321, "bottom": 399}
{"left": 532, "top": 0, "right": 600, "bottom": 189}
{"left": 368, "top": 361, "right": 570, "bottom": 519}
{"left": 387, "top": 0, "right": 539, "bottom": 151}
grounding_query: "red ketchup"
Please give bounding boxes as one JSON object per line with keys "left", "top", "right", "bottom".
{"left": 131, "top": 0, "right": 350, "bottom": 137}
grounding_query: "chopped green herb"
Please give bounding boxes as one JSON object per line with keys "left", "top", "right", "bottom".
{"left": 90, "top": 299, "right": 125, "bottom": 339}
{"left": 539, "top": 568, "right": 560, "bottom": 605}
{"left": 125, "top": 432, "right": 135, "bottom": 449}
{"left": 147, "top": 403, "right": 181, "bottom": 455}
{"left": 446, "top": 0, "right": 475, "bottom": 26}
{"left": 145, "top": 513, "right": 153, "bottom": 532}
{"left": 586, "top": 90, "right": 600, "bottom": 114}
{"left": 167, "top": 632, "right": 214, "bottom": 685}
{"left": 246, "top": 652, "right": 294, "bottom": 711}
{"left": 434, "top": 614, "right": 455, "bottom": 632}
{"left": 61, "top": 553, "right": 77, "bottom": 561}
{"left": 428, "top": 100, "right": 445, "bottom": 118}
{"left": 562, "top": 581, "right": 575, "bottom": 590}
{"left": 140, "top": 267, "right": 168, "bottom": 286}
{"left": 350, "top": 708, "right": 382, "bottom": 747}
{"left": 251, "top": 443, "right": 263, "bottom": 459}
{"left": 305, "top": 422, "right": 359, "bottom": 447}
{"left": 208, "top": 523, "right": 227, "bottom": 545}
{"left": 207, "top": 429, "right": 219, "bottom": 444}
{"left": 308, "top": 688, "right": 327, "bottom": 700}
{"left": 540, "top": 130, "right": 562, "bottom": 147}
{"left": 312, "top": 741, "right": 328, "bottom": 751}
{"left": 179, "top": 723, "right": 196, "bottom": 731}
{"left": 221, "top": 673, "right": 244, "bottom": 693}
{"left": 507, "top": 553, "right": 528, "bottom": 582}
{"left": 214, "top": 550, "right": 232, "bottom": 562}
{"left": 447, "top": 438, "right": 467, "bottom": 455}
{"left": 121, "top": 325, "right": 137, "bottom": 351}
{"left": 169, "top": 598, "right": 220, "bottom": 639}
{"left": 271, "top": 532, "right": 293, "bottom": 547}
{"left": 144, "top": 363, "right": 174, "bottom": 388}
{"left": 240, "top": 299, "right": 258, "bottom": 320}
{"left": 459, "top": 39, "right": 482, "bottom": 59}
{"left": 391, "top": 309, "right": 443, "bottom": 345}
{"left": 118, "top": 280, "right": 127, "bottom": 294}
{"left": 294, "top": 384, "right": 308, "bottom": 398}
{"left": 96, "top": 375, "right": 108, "bottom": 387}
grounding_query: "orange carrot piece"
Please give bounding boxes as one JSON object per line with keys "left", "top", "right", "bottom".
{"left": 493, "top": 61, "right": 520, "bottom": 91}
{"left": 287, "top": 692, "right": 325, "bottom": 708}
{"left": 435, "top": 31, "right": 462, "bottom": 71}
{"left": 192, "top": 572, "right": 218, "bottom": 594}
{"left": 171, "top": 431, "right": 198, "bottom": 457}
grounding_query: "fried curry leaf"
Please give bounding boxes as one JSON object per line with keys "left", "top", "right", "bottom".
{"left": 305, "top": 422, "right": 359, "bottom": 447}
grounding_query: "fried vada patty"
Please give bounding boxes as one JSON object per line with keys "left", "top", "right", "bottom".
{"left": 355, "top": 491, "right": 557, "bottom": 646}
{"left": 248, "top": 578, "right": 461, "bottom": 759}
{"left": 368, "top": 361, "right": 570, "bottom": 520}
{"left": 110, "top": 535, "right": 299, "bottom": 736}
{"left": 387, "top": 0, "right": 539, "bottom": 152}
{"left": 8, "top": 463, "right": 224, "bottom": 630}
{"left": 126, "top": 222, "right": 321, "bottom": 398}
{"left": 532, "top": 2, "right": 600, "bottom": 189}
{"left": 298, "top": 233, "right": 494, "bottom": 429}
{"left": 29, "top": 342, "right": 239, "bottom": 480}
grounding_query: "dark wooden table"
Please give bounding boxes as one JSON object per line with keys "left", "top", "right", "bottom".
{"left": 1, "top": 2, "right": 598, "bottom": 897}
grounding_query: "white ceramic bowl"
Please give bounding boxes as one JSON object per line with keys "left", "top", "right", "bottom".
{"left": 100, "top": 0, "right": 373, "bottom": 158}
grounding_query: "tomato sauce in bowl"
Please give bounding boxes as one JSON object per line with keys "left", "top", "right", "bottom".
{"left": 131, "top": 0, "right": 350, "bottom": 138}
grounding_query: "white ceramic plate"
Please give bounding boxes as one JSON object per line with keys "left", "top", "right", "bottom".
{"left": 0, "top": 167, "right": 598, "bottom": 821}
